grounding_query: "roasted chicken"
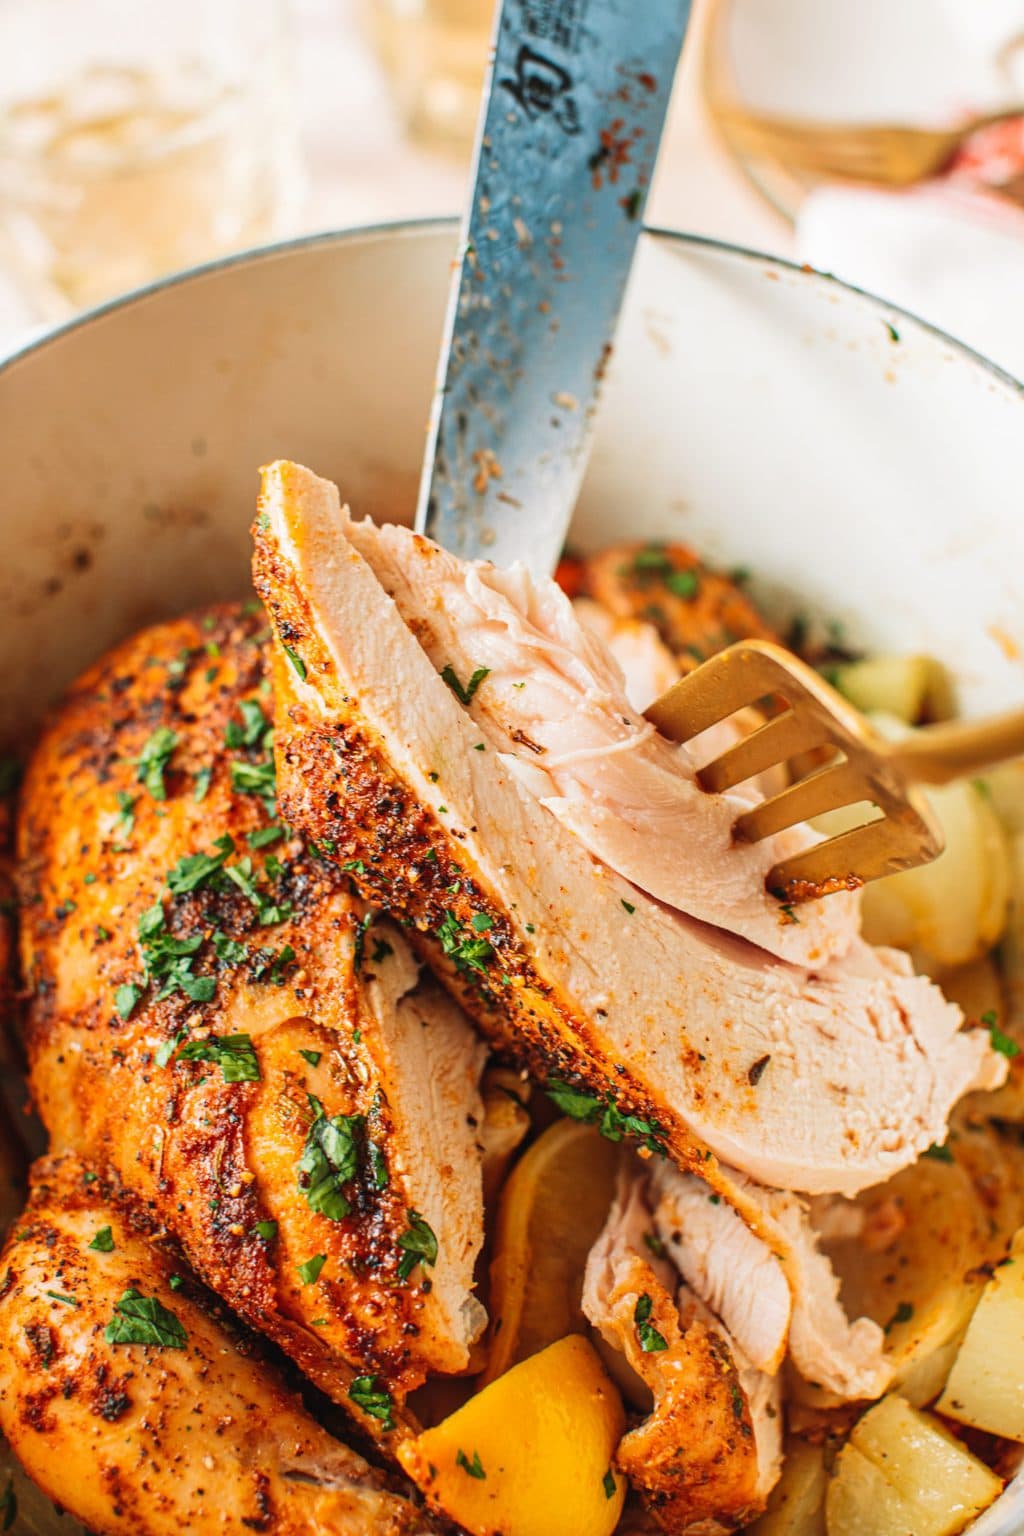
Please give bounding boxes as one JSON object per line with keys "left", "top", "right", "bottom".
{"left": 17, "top": 603, "right": 487, "bottom": 1433}
{"left": 253, "top": 460, "right": 1003, "bottom": 1199}
{"left": 0, "top": 1154, "right": 432, "bottom": 1533}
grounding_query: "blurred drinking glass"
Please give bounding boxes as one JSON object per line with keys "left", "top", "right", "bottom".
{"left": 0, "top": 0, "right": 300, "bottom": 318}
{"left": 366, "top": 0, "right": 496, "bottom": 150}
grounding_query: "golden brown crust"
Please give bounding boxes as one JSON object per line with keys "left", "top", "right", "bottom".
{"left": 253, "top": 510, "right": 722, "bottom": 1196}
{"left": 17, "top": 606, "right": 460, "bottom": 1421}
{"left": 0, "top": 1154, "right": 434, "bottom": 1535}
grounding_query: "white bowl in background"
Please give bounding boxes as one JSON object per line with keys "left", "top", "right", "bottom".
{"left": 0, "top": 220, "right": 1023, "bottom": 1533}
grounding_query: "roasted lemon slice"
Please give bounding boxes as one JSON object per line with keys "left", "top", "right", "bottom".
{"left": 482, "top": 1118, "right": 621, "bottom": 1384}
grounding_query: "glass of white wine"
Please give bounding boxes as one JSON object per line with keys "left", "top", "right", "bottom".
{"left": 0, "top": 0, "right": 301, "bottom": 319}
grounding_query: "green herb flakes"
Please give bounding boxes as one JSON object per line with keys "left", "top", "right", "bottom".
{"left": 284, "top": 646, "right": 307, "bottom": 681}
{"left": 441, "top": 664, "right": 490, "bottom": 706}
{"left": 545, "top": 1079, "right": 666, "bottom": 1156}
{"left": 456, "top": 1449, "right": 486, "bottom": 1480}
{"left": 167, "top": 834, "right": 235, "bottom": 894}
{"left": 634, "top": 1293, "right": 668, "bottom": 1353}
{"left": 397, "top": 1210, "right": 438, "bottom": 1282}
{"left": 105, "top": 1287, "right": 187, "bottom": 1348}
{"left": 349, "top": 1374, "right": 395, "bottom": 1429}
{"left": 252, "top": 1220, "right": 278, "bottom": 1242}
{"left": 602, "top": 1468, "right": 617, "bottom": 1500}
{"left": 983, "top": 1009, "right": 1020, "bottom": 1058}
{"left": 298, "top": 1097, "right": 361, "bottom": 1221}
{"left": 175, "top": 1032, "right": 261, "bottom": 1083}
{"left": 89, "top": 1226, "right": 115, "bottom": 1253}
{"left": 136, "top": 727, "right": 178, "bottom": 801}
{"left": 298, "top": 1253, "right": 327, "bottom": 1285}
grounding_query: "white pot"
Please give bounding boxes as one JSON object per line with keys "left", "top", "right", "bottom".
{"left": 0, "top": 221, "right": 1022, "bottom": 1533}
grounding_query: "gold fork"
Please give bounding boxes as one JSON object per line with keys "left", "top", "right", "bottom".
{"left": 645, "top": 640, "right": 1024, "bottom": 902}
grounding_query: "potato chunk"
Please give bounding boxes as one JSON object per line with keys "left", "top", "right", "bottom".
{"left": 749, "top": 1437, "right": 826, "bottom": 1535}
{"left": 398, "top": 1334, "right": 626, "bottom": 1536}
{"left": 827, "top": 1395, "right": 1002, "bottom": 1536}
{"left": 939, "top": 1232, "right": 1024, "bottom": 1441}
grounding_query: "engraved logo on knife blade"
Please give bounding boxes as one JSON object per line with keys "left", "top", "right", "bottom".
{"left": 501, "top": 46, "right": 581, "bottom": 133}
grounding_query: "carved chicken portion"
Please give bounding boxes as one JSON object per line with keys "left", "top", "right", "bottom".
{"left": 0, "top": 1154, "right": 433, "bottom": 1535}
{"left": 253, "top": 461, "right": 1002, "bottom": 1197}
{"left": 17, "top": 604, "right": 487, "bottom": 1424}
{"left": 582, "top": 1173, "right": 782, "bottom": 1533}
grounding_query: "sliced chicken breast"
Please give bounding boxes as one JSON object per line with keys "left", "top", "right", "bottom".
{"left": 254, "top": 462, "right": 1003, "bottom": 1197}
{"left": 0, "top": 1155, "right": 432, "bottom": 1535}
{"left": 650, "top": 1161, "right": 891, "bottom": 1401}
{"left": 341, "top": 510, "right": 856, "bottom": 969}
{"left": 18, "top": 605, "right": 486, "bottom": 1421}
{"left": 582, "top": 1173, "right": 782, "bottom": 1533}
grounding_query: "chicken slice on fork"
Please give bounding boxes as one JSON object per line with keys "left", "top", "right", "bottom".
{"left": 253, "top": 461, "right": 1003, "bottom": 1198}
{"left": 18, "top": 604, "right": 487, "bottom": 1431}
{"left": 0, "top": 1154, "right": 434, "bottom": 1535}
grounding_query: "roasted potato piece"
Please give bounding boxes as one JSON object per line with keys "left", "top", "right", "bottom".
{"left": 939, "top": 1228, "right": 1024, "bottom": 1441}
{"left": 399, "top": 1335, "right": 626, "bottom": 1536}
{"left": 827, "top": 1395, "right": 1002, "bottom": 1536}
{"left": 748, "top": 1437, "right": 826, "bottom": 1536}
{"left": 829, "top": 654, "right": 953, "bottom": 725}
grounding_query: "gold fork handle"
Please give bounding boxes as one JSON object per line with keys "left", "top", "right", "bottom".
{"left": 886, "top": 707, "right": 1024, "bottom": 786}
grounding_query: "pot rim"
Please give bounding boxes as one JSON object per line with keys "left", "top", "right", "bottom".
{"left": 1, "top": 216, "right": 1021, "bottom": 398}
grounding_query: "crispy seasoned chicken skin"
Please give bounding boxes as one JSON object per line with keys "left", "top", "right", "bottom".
{"left": 253, "top": 462, "right": 1003, "bottom": 1197}
{"left": 582, "top": 1173, "right": 782, "bottom": 1533}
{"left": 17, "top": 604, "right": 486, "bottom": 1426}
{"left": 0, "top": 1155, "right": 433, "bottom": 1535}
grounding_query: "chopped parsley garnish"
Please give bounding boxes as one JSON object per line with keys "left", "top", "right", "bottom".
{"left": 634, "top": 1293, "right": 668, "bottom": 1353}
{"left": 223, "top": 857, "right": 292, "bottom": 926}
{"left": 297, "top": 1096, "right": 361, "bottom": 1221}
{"left": 342, "top": 858, "right": 366, "bottom": 874}
{"left": 166, "top": 834, "right": 234, "bottom": 894}
{"left": 602, "top": 1468, "right": 617, "bottom": 1500}
{"left": 105, "top": 1287, "right": 187, "bottom": 1348}
{"left": 353, "top": 912, "right": 373, "bottom": 974}
{"left": 349, "top": 1374, "right": 395, "bottom": 1429}
{"left": 136, "top": 727, "right": 178, "bottom": 801}
{"left": 299, "top": 1049, "right": 322, "bottom": 1067}
{"left": 441, "top": 664, "right": 490, "bottom": 706}
{"left": 885, "top": 1301, "right": 914, "bottom": 1333}
{"left": 371, "top": 938, "right": 394, "bottom": 965}
{"left": 116, "top": 790, "right": 137, "bottom": 832}
{"left": 175, "top": 1032, "right": 261, "bottom": 1083}
{"left": 436, "top": 910, "right": 495, "bottom": 975}
{"left": 369, "top": 1139, "right": 389, "bottom": 1190}
{"left": 46, "top": 1290, "right": 78, "bottom": 1307}
{"left": 115, "top": 983, "right": 142, "bottom": 1020}
{"left": 248, "top": 824, "right": 284, "bottom": 849}
{"left": 252, "top": 1220, "right": 278, "bottom": 1242}
{"left": 212, "top": 932, "right": 250, "bottom": 966}
{"left": 168, "top": 1275, "right": 184, "bottom": 1291}
{"left": 456, "top": 1448, "right": 486, "bottom": 1480}
{"left": 155, "top": 1029, "right": 188, "bottom": 1068}
{"left": 89, "top": 1226, "right": 115, "bottom": 1253}
{"left": 923, "top": 1141, "right": 954, "bottom": 1163}
{"left": 284, "top": 646, "right": 307, "bottom": 680}
{"left": 621, "top": 899, "right": 636, "bottom": 914}
{"left": 470, "top": 912, "right": 492, "bottom": 932}
{"left": 545, "top": 1078, "right": 666, "bottom": 1156}
{"left": 230, "top": 757, "right": 276, "bottom": 804}
{"left": 298, "top": 1253, "right": 327, "bottom": 1285}
{"left": 225, "top": 698, "right": 270, "bottom": 750}
{"left": 397, "top": 1210, "right": 438, "bottom": 1282}
{"left": 983, "top": 1009, "right": 1020, "bottom": 1058}
{"left": 883, "top": 320, "right": 900, "bottom": 343}
{"left": 666, "top": 568, "right": 699, "bottom": 600}
{"left": 643, "top": 1230, "right": 666, "bottom": 1259}
{"left": 193, "top": 766, "right": 213, "bottom": 803}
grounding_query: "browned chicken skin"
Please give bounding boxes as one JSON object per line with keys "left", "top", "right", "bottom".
{"left": 17, "top": 605, "right": 487, "bottom": 1436}
{"left": 0, "top": 1154, "right": 433, "bottom": 1534}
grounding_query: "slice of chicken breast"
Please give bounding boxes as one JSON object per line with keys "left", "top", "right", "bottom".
{"left": 650, "top": 1161, "right": 891, "bottom": 1401}
{"left": 254, "top": 461, "right": 1003, "bottom": 1197}
{"left": 18, "top": 605, "right": 486, "bottom": 1422}
{"left": 582, "top": 1172, "right": 782, "bottom": 1533}
{"left": 0, "top": 1155, "right": 433, "bottom": 1535}
{"left": 341, "top": 511, "right": 856, "bottom": 969}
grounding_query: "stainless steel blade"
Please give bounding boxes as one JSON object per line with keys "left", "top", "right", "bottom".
{"left": 416, "top": 0, "right": 693, "bottom": 576}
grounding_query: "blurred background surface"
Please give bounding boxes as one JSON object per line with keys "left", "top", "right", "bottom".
{"left": 0, "top": 0, "right": 1023, "bottom": 373}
